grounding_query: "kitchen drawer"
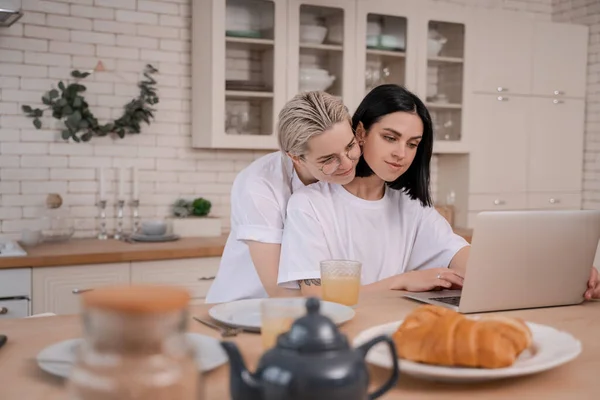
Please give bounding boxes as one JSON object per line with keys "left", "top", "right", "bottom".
{"left": 0, "top": 268, "right": 31, "bottom": 298}
{"left": 131, "top": 257, "right": 220, "bottom": 300}
{"left": 468, "top": 193, "right": 527, "bottom": 212}
{"left": 0, "top": 298, "right": 29, "bottom": 319}
{"left": 527, "top": 193, "right": 581, "bottom": 210}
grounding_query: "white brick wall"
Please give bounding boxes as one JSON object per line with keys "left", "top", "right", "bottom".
{"left": 552, "top": 0, "right": 600, "bottom": 210}
{"left": 0, "top": 0, "right": 558, "bottom": 239}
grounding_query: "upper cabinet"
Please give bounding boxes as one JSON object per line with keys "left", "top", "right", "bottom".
{"left": 472, "top": 11, "right": 533, "bottom": 95}
{"left": 355, "top": 0, "right": 417, "bottom": 112}
{"left": 531, "top": 22, "right": 588, "bottom": 98}
{"left": 192, "top": 0, "right": 287, "bottom": 149}
{"left": 414, "top": 3, "right": 470, "bottom": 149}
{"left": 287, "top": 0, "right": 356, "bottom": 108}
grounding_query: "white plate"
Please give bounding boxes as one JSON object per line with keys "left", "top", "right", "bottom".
{"left": 209, "top": 298, "right": 355, "bottom": 332}
{"left": 352, "top": 320, "right": 581, "bottom": 383}
{"left": 37, "top": 333, "right": 227, "bottom": 379}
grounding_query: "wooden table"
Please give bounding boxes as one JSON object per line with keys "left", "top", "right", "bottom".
{"left": 0, "top": 291, "right": 596, "bottom": 399}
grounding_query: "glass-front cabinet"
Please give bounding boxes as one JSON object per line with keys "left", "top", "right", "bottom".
{"left": 415, "top": 4, "right": 470, "bottom": 152}
{"left": 287, "top": 0, "right": 356, "bottom": 108}
{"left": 355, "top": 0, "right": 418, "bottom": 113}
{"left": 192, "top": 0, "right": 287, "bottom": 149}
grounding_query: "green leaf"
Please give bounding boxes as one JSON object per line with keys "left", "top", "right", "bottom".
{"left": 49, "top": 89, "right": 59, "bottom": 99}
{"left": 57, "top": 98, "right": 67, "bottom": 107}
{"left": 72, "top": 96, "right": 82, "bottom": 109}
{"left": 42, "top": 97, "right": 52, "bottom": 106}
{"left": 67, "top": 110, "right": 82, "bottom": 128}
{"left": 58, "top": 81, "right": 65, "bottom": 91}
{"left": 78, "top": 119, "right": 89, "bottom": 129}
{"left": 80, "top": 72, "right": 90, "bottom": 78}
{"left": 61, "top": 130, "right": 71, "bottom": 140}
{"left": 72, "top": 134, "right": 81, "bottom": 143}
{"left": 22, "top": 105, "right": 32, "bottom": 113}
{"left": 33, "top": 109, "right": 43, "bottom": 117}
{"left": 33, "top": 118, "right": 42, "bottom": 129}
{"left": 117, "top": 128, "right": 125, "bottom": 138}
{"left": 81, "top": 131, "right": 93, "bottom": 141}
{"left": 62, "top": 105, "right": 73, "bottom": 116}
{"left": 71, "top": 70, "right": 82, "bottom": 78}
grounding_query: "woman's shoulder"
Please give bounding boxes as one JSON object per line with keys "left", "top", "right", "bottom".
{"left": 288, "top": 181, "right": 335, "bottom": 209}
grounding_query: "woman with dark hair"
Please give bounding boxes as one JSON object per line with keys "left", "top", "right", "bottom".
{"left": 277, "top": 84, "right": 469, "bottom": 294}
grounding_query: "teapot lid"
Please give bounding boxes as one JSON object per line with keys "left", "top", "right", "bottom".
{"left": 277, "top": 297, "right": 349, "bottom": 353}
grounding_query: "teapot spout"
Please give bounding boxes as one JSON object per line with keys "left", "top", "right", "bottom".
{"left": 220, "top": 341, "right": 262, "bottom": 400}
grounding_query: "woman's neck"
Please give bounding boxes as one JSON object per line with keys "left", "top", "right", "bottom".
{"left": 293, "top": 162, "right": 318, "bottom": 186}
{"left": 343, "top": 174, "right": 386, "bottom": 200}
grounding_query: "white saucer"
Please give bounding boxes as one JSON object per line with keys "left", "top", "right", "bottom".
{"left": 130, "top": 233, "right": 180, "bottom": 242}
{"left": 208, "top": 298, "right": 356, "bottom": 332}
{"left": 36, "top": 333, "right": 227, "bottom": 379}
{"left": 352, "top": 320, "right": 582, "bottom": 383}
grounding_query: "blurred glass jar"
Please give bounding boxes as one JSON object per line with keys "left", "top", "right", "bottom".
{"left": 67, "top": 285, "right": 201, "bottom": 400}
{"left": 40, "top": 193, "right": 74, "bottom": 242}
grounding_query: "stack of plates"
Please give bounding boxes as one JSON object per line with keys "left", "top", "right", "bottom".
{"left": 130, "top": 233, "right": 180, "bottom": 243}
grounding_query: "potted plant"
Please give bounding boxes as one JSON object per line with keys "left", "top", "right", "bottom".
{"left": 170, "top": 197, "right": 222, "bottom": 237}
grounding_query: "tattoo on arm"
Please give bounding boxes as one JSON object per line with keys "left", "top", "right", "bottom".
{"left": 300, "top": 279, "right": 322, "bottom": 287}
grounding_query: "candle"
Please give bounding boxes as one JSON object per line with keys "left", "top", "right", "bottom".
{"left": 99, "top": 168, "right": 106, "bottom": 200}
{"left": 118, "top": 168, "right": 124, "bottom": 199}
{"left": 133, "top": 167, "right": 139, "bottom": 200}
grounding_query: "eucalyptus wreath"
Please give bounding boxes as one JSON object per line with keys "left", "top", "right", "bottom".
{"left": 22, "top": 64, "right": 159, "bottom": 143}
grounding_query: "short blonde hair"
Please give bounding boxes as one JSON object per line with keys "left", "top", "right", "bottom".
{"left": 277, "top": 91, "right": 350, "bottom": 156}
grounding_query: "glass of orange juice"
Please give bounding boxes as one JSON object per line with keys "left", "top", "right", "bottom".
{"left": 260, "top": 299, "right": 305, "bottom": 350}
{"left": 320, "top": 260, "right": 361, "bottom": 307}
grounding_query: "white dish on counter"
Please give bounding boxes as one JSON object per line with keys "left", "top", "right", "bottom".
{"left": 352, "top": 320, "right": 581, "bottom": 383}
{"left": 37, "top": 333, "right": 228, "bottom": 378}
{"left": 208, "top": 298, "right": 355, "bottom": 332}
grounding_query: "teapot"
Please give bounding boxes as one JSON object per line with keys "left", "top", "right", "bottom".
{"left": 220, "top": 297, "right": 400, "bottom": 400}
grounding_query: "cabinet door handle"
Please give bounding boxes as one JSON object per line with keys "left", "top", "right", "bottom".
{"left": 497, "top": 96, "right": 509, "bottom": 101}
{"left": 72, "top": 288, "right": 94, "bottom": 294}
{"left": 553, "top": 90, "right": 564, "bottom": 95}
{"left": 198, "top": 277, "right": 215, "bottom": 281}
{"left": 549, "top": 198, "right": 560, "bottom": 204}
{"left": 496, "top": 87, "right": 509, "bottom": 92}
{"left": 493, "top": 199, "right": 505, "bottom": 206}
{"left": 0, "top": 307, "right": 8, "bottom": 315}
{"left": 553, "top": 99, "right": 564, "bottom": 104}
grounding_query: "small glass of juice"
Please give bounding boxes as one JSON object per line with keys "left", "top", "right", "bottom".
{"left": 320, "top": 260, "right": 361, "bottom": 307}
{"left": 260, "top": 298, "right": 305, "bottom": 350}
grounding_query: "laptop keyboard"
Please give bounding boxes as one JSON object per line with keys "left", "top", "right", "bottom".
{"left": 430, "top": 296, "right": 461, "bottom": 306}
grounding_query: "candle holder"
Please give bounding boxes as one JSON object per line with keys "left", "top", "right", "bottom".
{"left": 113, "top": 199, "right": 125, "bottom": 240}
{"left": 96, "top": 200, "right": 108, "bottom": 240}
{"left": 130, "top": 199, "right": 140, "bottom": 234}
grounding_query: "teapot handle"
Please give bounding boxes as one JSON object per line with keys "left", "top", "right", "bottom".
{"left": 357, "top": 335, "right": 400, "bottom": 400}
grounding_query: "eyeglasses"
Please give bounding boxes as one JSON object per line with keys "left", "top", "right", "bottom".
{"left": 303, "top": 141, "right": 363, "bottom": 176}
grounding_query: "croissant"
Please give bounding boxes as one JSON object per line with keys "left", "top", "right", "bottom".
{"left": 392, "top": 305, "right": 533, "bottom": 369}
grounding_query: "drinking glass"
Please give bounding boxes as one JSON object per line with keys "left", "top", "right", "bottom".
{"left": 320, "top": 260, "right": 362, "bottom": 307}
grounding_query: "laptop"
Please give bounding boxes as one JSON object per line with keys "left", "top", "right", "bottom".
{"left": 404, "top": 210, "right": 600, "bottom": 313}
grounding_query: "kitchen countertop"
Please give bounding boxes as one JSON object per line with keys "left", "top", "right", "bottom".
{"left": 0, "top": 235, "right": 229, "bottom": 269}
{"left": 0, "top": 227, "right": 473, "bottom": 270}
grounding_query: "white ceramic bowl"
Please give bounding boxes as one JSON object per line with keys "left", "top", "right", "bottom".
{"left": 141, "top": 219, "right": 167, "bottom": 236}
{"left": 428, "top": 38, "right": 445, "bottom": 57}
{"left": 299, "top": 68, "right": 336, "bottom": 91}
{"left": 300, "top": 25, "right": 327, "bottom": 44}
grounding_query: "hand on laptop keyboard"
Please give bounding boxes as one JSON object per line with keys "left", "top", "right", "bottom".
{"left": 393, "top": 268, "right": 464, "bottom": 292}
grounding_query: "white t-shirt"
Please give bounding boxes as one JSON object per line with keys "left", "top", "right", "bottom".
{"left": 205, "top": 151, "right": 304, "bottom": 304}
{"left": 277, "top": 182, "right": 469, "bottom": 287}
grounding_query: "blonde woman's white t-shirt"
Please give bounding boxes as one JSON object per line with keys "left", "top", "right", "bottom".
{"left": 205, "top": 152, "right": 304, "bottom": 304}
{"left": 277, "top": 182, "right": 469, "bottom": 287}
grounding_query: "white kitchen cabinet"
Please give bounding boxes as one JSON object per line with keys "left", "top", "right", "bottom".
{"left": 527, "top": 98, "right": 585, "bottom": 193}
{"left": 472, "top": 10, "right": 533, "bottom": 95}
{"left": 0, "top": 298, "right": 29, "bottom": 320}
{"left": 31, "top": 263, "right": 130, "bottom": 315}
{"left": 0, "top": 268, "right": 31, "bottom": 299}
{"left": 531, "top": 22, "right": 588, "bottom": 99}
{"left": 131, "top": 257, "right": 220, "bottom": 303}
{"left": 527, "top": 193, "right": 582, "bottom": 210}
{"left": 467, "top": 94, "right": 530, "bottom": 194}
{"left": 191, "top": 0, "right": 287, "bottom": 149}
{"left": 287, "top": 0, "right": 357, "bottom": 108}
